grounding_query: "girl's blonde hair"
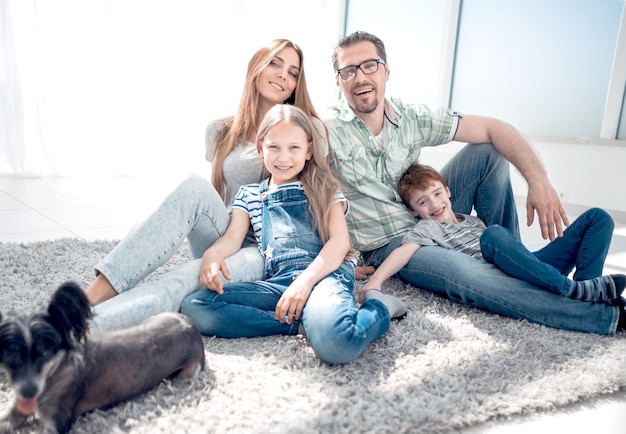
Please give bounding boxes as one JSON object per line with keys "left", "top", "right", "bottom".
{"left": 256, "top": 105, "right": 338, "bottom": 245}
{"left": 211, "top": 39, "right": 325, "bottom": 199}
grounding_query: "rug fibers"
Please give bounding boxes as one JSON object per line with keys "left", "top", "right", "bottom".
{"left": 0, "top": 238, "right": 625, "bottom": 433}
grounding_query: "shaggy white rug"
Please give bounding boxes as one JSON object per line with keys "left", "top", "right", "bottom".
{"left": 1, "top": 238, "right": 625, "bottom": 434}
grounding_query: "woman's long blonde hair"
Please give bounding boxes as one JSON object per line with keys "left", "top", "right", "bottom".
{"left": 211, "top": 39, "right": 324, "bottom": 199}
{"left": 256, "top": 105, "right": 338, "bottom": 245}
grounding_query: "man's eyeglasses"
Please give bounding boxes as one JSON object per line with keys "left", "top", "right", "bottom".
{"left": 336, "top": 59, "right": 386, "bottom": 81}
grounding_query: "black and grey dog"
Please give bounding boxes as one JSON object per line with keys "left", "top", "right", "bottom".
{"left": 0, "top": 282, "right": 206, "bottom": 433}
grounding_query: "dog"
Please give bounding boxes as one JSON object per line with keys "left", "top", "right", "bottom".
{"left": 0, "top": 281, "right": 206, "bottom": 434}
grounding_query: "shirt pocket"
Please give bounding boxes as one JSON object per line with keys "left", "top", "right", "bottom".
{"left": 332, "top": 144, "right": 373, "bottom": 188}
{"left": 382, "top": 146, "right": 412, "bottom": 184}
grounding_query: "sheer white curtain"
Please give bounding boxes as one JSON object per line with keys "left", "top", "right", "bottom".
{"left": 1, "top": 0, "right": 342, "bottom": 177}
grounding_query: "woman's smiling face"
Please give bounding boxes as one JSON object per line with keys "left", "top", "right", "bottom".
{"left": 256, "top": 46, "right": 300, "bottom": 106}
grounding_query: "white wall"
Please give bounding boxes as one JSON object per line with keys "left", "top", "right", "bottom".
{"left": 512, "top": 138, "right": 626, "bottom": 213}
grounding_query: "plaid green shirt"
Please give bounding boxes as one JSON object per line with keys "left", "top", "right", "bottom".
{"left": 326, "top": 96, "right": 462, "bottom": 251}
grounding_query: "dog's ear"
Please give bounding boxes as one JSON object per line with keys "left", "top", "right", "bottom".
{"left": 47, "top": 281, "right": 92, "bottom": 347}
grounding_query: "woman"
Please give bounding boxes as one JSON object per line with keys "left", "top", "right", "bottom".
{"left": 86, "top": 39, "right": 327, "bottom": 333}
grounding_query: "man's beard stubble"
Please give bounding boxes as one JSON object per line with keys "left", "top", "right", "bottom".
{"left": 353, "top": 98, "right": 378, "bottom": 114}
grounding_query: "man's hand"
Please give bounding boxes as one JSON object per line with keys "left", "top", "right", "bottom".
{"left": 355, "top": 265, "right": 375, "bottom": 280}
{"left": 526, "top": 181, "right": 569, "bottom": 240}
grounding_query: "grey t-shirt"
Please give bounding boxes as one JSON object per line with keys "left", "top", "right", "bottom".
{"left": 205, "top": 119, "right": 264, "bottom": 208}
{"left": 205, "top": 116, "right": 329, "bottom": 209}
{"left": 401, "top": 213, "right": 486, "bottom": 260}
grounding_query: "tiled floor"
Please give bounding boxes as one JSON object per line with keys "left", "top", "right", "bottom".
{"left": 0, "top": 173, "right": 625, "bottom": 433}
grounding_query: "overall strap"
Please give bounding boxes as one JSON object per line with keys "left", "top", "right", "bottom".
{"left": 259, "top": 178, "right": 270, "bottom": 255}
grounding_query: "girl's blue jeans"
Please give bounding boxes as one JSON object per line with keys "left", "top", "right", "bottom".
{"left": 181, "top": 261, "right": 390, "bottom": 365}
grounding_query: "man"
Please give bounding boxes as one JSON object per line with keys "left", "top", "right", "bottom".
{"left": 324, "top": 31, "right": 623, "bottom": 335}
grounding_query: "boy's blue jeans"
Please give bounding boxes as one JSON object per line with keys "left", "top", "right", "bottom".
{"left": 480, "top": 208, "right": 614, "bottom": 296}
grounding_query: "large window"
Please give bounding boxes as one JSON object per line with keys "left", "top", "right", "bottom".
{"left": 450, "top": 0, "right": 622, "bottom": 138}
{"left": 0, "top": 0, "right": 341, "bottom": 176}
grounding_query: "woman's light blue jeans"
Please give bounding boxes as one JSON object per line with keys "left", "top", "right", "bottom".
{"left": 363, "top": 144, "right": 619, "bottom": 335}
{"left": 89, "top": 174, "right": 265, "bottom": 333}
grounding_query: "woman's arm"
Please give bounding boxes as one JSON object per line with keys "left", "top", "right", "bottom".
{"left": 275, "top": 201, "right": 350, "bottom": 323}
{"left": 199, "top": 209, "right": 250, "bottom": 293}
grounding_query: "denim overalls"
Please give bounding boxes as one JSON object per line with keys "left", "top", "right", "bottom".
{"left": 260, "top": 179, "right": 325, "bottom": 281}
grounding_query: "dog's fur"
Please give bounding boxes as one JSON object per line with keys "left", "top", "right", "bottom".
{"left": 0, "top": 282, "right": 206, "bottom": 433}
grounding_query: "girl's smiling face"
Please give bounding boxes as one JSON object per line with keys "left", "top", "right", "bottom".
{"left": 406, "top": 180, "right": 458, "bottom": 224}
{"left": 259, "top": 121, "right": 312, "bottom": 186}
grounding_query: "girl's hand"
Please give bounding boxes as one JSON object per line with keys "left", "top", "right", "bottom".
{"left": 275, "top": 281, "right": 313, "bottom": 324}
{"left": 199, "top": 250, "right": 231, "bottom": 294}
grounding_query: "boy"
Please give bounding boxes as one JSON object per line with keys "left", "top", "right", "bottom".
{"left": 360, "top": 163, "right": 626, "bottom": 305}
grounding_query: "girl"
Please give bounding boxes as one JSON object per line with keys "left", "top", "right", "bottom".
{"left": 85, "top": 39, "right": 327, "bottom": 333}
{"left": 181, "top": 104, "right": 407, "bottom": 365}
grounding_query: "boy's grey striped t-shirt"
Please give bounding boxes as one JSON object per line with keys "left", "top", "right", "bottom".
{"left": 401, "top": 213, "right": 487, "bottom": 260}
